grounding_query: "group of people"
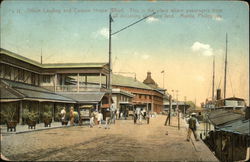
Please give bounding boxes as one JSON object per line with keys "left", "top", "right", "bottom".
{"left": 60, "top": 107, "right": 152, "bottom": 129}
{"left": 133, "top": 108, "right": 150, "bottom": 124}
{"left": 60, "top": 107, "right": 77, "bottom": 126}
{"left": 89, "top": 109, "right": 112, "bottom": 129}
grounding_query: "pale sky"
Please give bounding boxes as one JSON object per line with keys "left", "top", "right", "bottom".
{"left": 1, "top": 0, "right": 249, "bottom": 106}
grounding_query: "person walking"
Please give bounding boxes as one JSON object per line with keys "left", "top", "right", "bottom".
{"left": 146, "top": 111, "right": 150, "bottom": 124}
{"left": 138, "top": 108, "right": 142, "bottom": 124}
{"left": 60, "top": 107, "right": 66, "bottom": 121}
{"left": 89, "top": 111, "right": 95, "bottom": 128}
{"left": 70, "top": 107, "right": 74, "bottom": 126}
{"left": 187, "top": 113, "right": 199, "bottom": 141}
{"left": 97, "top": 111, "right": 103, "bottom": 128}
{"left": 133, "top": 110, "right": 137, "bottom": 124}
{"left": 116, "top": 110, "right": 120, "bottom": 120}
{"left": 105, "top": 108, "right": 111, "bottom": 129}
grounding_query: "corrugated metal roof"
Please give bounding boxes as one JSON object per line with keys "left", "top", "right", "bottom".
{"left": 86, "top": 74, "right": 153, "bottom": 90}
{"left": 219, "top": 119, "right": 250, "bottom": 134}
{"left": 42, "top": 62, "right": 108, "bottom": 68}
{"left": 112, "top": 75, "right": 153, "bottom": 90}
{"left": 0, "top": 86, "right": 22, "bottom": 99}
{"left": 0, "top": 48, "right": 42, "bottom": 67}
{"left": 1, "top": 48, "right": 108, "bottom": 69}
{"left": 15, "top": 88, "right": 75, "bottom": 102}
{"left": 58, "top": 92, "right": 105, "bottom": 103}
{"left": 2, "top": 79, "right": 51, "bottom": 93}
{"left": 208, "top": 109, "right": 244, "bottom": 126}
{"left": 1, "top": 79, "right": 75, "bottom": 102}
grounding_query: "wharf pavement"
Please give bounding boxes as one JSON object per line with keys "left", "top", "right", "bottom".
{"left": 1, "top": 115, "right": 219, "bottom": 161}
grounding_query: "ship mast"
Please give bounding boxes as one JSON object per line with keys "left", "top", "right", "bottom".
{"left": 223, "top": 33, "right": 228, "bottom": 99}
{"left": 212, "top": 55, "right": 215, "bottom": 102}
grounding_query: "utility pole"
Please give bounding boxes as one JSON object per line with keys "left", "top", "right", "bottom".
{"left": 223, "top": 33, "right": 228, "bottom": 99}
{"left": 176, "top": 90, "right": 180, "bottom": 130}
{"left": 108, "top": 13, "right": 113, "bottom": 108}
{"left": 108, "top": 12, "right": 156, "bottom": 108}
{"left": 169, "top": 95, "right": 172, "bottom": 125}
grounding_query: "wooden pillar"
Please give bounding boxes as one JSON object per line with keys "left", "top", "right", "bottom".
{"left": 52, "top": 103, "right": 55, "bottom": 122}
{"left": 99, "top": 73, "right": 102, "bottom": 88}
{"left": 106, "top": 75, "right": 108, "bottom": 88}
{"left": 19, "top": 101, "right": 23, "bottom": 124}
{"left": 54, "top": 74, "right": 57, "bottom": 92}
{"left": 38, "top": 102, "right": 41, "bottom": 123}
{"left": 85, "top": 75, "right": 87, "bottom": 85}
{"left": 77, "top": 73, "right": 79, "bottom": 92}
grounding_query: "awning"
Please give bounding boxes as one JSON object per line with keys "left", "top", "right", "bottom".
{"left": 15, "top": 88, "right": 76, "bottom": 103}
{"left": 0, "top": 85, "right": 23, "bottom": 99}
{"left": 0, "top": 84, "right": 23, "bottom": 102}
{"left": 1, "top": 79, "right": 76, "bottom": 103}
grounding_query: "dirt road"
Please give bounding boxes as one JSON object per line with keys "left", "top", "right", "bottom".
{"left": 1, "top": 115, "right": 218, "bottom": 161}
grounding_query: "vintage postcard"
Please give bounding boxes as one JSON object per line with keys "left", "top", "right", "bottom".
{"left": 0, "top": 0, "right": 249, "bottom": 161}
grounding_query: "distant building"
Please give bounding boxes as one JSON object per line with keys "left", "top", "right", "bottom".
{"left": 112, "top": 74, "right": 164, "bottom": 114}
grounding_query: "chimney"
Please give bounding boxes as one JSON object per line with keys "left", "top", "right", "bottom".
{"left": 147, "top": 72, "right": 151, "bottom": 78}
{"left": 216, "top": 89, "right": 221, "bottom": 100}
{"left": 245, "top": 107, "right": 250, "bottom": 120}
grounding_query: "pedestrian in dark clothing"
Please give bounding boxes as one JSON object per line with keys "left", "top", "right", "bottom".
{"left": 187, "top": 113, "right": 199, "bottom": 141}
{"left": 146, "top": 111, "right": 150, "bottom": 124}
{"left": 134, "top": 111, "right": 137, "bottom": 124}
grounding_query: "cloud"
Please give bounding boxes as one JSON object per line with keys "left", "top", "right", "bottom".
{"left": 146, "top": 17, "right": 159, "bottom": 23}
{"left": 93, "top": 27, "right": 109, "bottom": 39}
{"left": 191, "top": 42, "right": 214, "bottom": 56}
{"left": 142, "top": 54, "right": 150, "bottom": 59}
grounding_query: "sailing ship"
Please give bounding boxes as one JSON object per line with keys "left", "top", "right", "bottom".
{"left": 204, "top": 33, "right": 247, "bottom": 111}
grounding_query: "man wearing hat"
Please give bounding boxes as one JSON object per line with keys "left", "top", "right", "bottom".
{"left": 187, "top": 112, "right": 199, "bottom": 141}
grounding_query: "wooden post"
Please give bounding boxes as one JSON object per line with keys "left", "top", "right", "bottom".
{"left": 54, "top": 74, "right": 57, "bottom": 92}
{"left": 99, "top": 73, "right": 102, "bottom": 88}
{"left": 77, "top": 73, "right": 79, "bottom": 92}
{"left": 169, "top": 95, "right": 172, "bottom": 125}
{"left": 19, "top": 101, "right": 23, "bottom": 124}
{"left": 178, "top": 109, "right": 180, "bottom": 130}
{"left": 52, "top": 103, "right": 55, "bottom": 122}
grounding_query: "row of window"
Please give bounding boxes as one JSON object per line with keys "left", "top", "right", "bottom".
{"left": 120, "top": 95, "right": 131, "bottom": 102}
{"left": 134, "top": 94, "right": 152, "bottom": 100}
{"left": 0, "top": 63, "right": 52, "bottom": 86}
